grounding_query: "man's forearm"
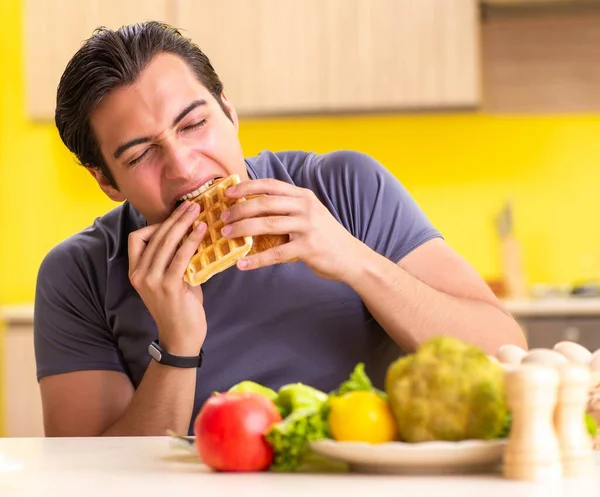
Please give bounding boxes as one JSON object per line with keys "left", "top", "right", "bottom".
{"left": 344, "top": 248, "right": 527, "bottom": 355}
{"left": 102, "top": 361, "right": 196, "bottom": 436}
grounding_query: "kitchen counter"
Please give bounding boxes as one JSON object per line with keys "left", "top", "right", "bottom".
{"left": 5, "top": 297, "right": 600, "bottom": 325}
{"left": 503, "top": 298, "right": 600, "bottom": 318}
{"left": 4, "top": 297, "right": 600, "bottom": 324}
{"left": 0, "top": 437, "right": 598, "bottom": 497}
{"left": 0, "top": 304, "right": 34, "bottom": 325}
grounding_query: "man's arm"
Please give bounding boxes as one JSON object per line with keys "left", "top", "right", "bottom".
{"left": 343, "top": 237, "right": 527, "bottom": 355}
{"left": 37, "top": 200, "right": 209, "bottom": 437}
{"left": 40, "top": 363, "right": 197, "bottom": 437}
{"left": 218, "top": 159, "right": 527, "bottom": 355}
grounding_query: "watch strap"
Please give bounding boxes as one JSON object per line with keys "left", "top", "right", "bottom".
{"left": 148, "top": 340, "right": 203, "bottom": 368}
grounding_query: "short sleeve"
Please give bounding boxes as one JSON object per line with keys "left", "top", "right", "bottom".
{"left": 309, "top": 150, "right": 442, "bottom": 263}
{"left": 34, "top": 237, "right": 126, "bottom": 382}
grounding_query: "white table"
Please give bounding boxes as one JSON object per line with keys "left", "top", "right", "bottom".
{"left": 0, "top": 437, "right": 598, "bottom": 497}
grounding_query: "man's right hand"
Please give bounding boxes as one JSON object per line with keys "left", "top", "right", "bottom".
{"left": 128, "top": 200, "right": 207, "bottom": 356}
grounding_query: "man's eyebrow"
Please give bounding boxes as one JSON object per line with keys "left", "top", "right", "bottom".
{"left": 112, "top": 100, "right": 208, "bottom": 159}
{"left": 114, "top": 137, "right": 153, "bottom": 159}
{"left": 172, "top": 99, "right": 207, "bottom": 127}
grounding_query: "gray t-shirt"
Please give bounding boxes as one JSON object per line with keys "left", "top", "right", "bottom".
{"left": 34, "top": 150, "right": 441, "bottom": 434}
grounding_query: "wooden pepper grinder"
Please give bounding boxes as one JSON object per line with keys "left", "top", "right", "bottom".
{"left": 503, "top": 364, "right": 562, "bottom": 481}
{"left": 554, "top": 364, "right": 595, "bottom": 477}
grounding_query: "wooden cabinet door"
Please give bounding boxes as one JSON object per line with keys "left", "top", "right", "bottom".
{"left": 24, "top": 0, "right": 480, "bottom": 118}
{"left": 322, "top": 0, "right": 480, "bottom": 111}
{"left": 173, "top": 0, "right": 480, "bottom": 115}
{"left": 3, "top": 323, "right": 44, "bottom": 437}
{"left": 520, "top": 317, "right": 600, "bottom": 352}
{"left": 24, "top": 0, "right": 172, "bottom": 120}
{"left": 172, "top": 0, "right": 328, "bottom": 115}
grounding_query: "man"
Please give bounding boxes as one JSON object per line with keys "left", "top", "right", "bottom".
{"left": 35, "top": 21, "right": 527, "bottom": 437}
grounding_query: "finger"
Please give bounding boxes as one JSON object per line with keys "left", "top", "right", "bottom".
{"left": 165, "top": 221, "right": 208, "bottom": 282}
{"left": 222, "top": 216, "right": 302, "bottom": 239}
{"left": 222, "top": 195, "right": 302, "bottom": 224}
{"left": 226, "top": 178, "right": 305, "bottom": 199}
{"left": 128, "top": 224, "right": 161, "bottom": 278}
{"left": 236, "top": 242, "right": 297, "bottom": 271}
{"left": 135, "top": 200, "right": 197, "bottom": 274}
{"left": 147, "top": 202, "right": 201, "bottom": 275}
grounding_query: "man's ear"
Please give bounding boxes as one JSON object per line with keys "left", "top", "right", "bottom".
{"left": 86, "top": 166, "right": 126, "bottom": 202}
{"left": 220, "top": 90, "right": 239, "bottom": 131}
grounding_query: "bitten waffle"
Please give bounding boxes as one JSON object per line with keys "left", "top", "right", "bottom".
{"left": 183, "top": 175, "right": 253, "bottom": 286}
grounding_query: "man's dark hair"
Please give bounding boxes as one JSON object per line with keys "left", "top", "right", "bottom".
{"left": 55, "top": 21, "right": 231, "bottom": 188}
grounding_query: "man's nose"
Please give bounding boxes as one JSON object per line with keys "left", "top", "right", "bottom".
{"left": 163, "top": 142, "right": 196, "bottom": 180}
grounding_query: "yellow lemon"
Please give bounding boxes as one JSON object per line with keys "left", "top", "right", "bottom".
{"left": 328, "top": 390, "right": 397, "bottom": 444}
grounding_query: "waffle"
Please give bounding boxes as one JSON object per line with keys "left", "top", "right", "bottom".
{"left": 183, "top": 175, "right": 253, "bottom": 286}
{"left": 182, "top": 176, "right": 293, "bottom": 286}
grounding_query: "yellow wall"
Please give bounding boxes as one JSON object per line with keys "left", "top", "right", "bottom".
{"left": 2, "top": 1, "right": 600, "bottom": 305}
{"left": 1, "top": 0, "right": 600, "bottom": 436}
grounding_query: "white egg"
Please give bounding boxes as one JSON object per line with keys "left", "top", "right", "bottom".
{"left": 522, "top": 348, "right": 570, "bottom": 368}
{"left": 590, "top": 348, "right": 600, "bottom": 372}
{"left": 553, "top": 341, "right": 592, "bottom": 365}
{"left": 497, "top": 344, "right": 527, "bottom": 365}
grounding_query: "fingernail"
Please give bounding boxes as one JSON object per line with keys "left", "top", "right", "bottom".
{"left": 238, "top": 258, "right": 248, "bottom": 269}
{"left": 221, "top": 225, "right": 232, "bottom": 236}
{"left": 226, "top": 186, "right": 237, "bottom": 196}
{"left": 178, "top": 200, "right": 189, "bottom": 210}
{"left": 196, "top": 222, "right": 206, "bottom": 232}
{"left": 220, "top": 210, "right": 230, "bottom": 222}
{"left": 188, "top": 202, "right": 199, "bottom": 212}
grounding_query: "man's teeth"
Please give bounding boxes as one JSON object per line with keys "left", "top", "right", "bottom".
{"left": 178, "top": 179, "right": 219, "bottom": 202}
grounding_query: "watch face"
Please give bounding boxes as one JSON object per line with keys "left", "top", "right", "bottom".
{"left": 148, "top": 344, "right": 162, "bottom": 362}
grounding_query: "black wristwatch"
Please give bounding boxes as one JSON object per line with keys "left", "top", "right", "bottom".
{"left": 148, "top": 340, "right": 204, "bottom": 368}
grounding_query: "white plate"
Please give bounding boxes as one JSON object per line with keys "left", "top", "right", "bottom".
{"left": 309, "top": 439, "right": 508, "bottom": 475}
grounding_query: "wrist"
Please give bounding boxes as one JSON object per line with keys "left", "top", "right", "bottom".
{"left": 342, "top": 242, "right": 403, "bottom": 290}
{"left": 157, "top": 336, "right": 204, "bottom": 357}
{"left": 155, "top": 318, "right": 206, "bottom": 357}
{"left": 149, "top": 339, "right": 204, "bottom": 368}
{"left": 339, "top": 240, "right": 379, "bottom": 286}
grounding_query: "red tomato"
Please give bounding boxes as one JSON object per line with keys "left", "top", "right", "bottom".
{"left": 194, "top": 391, "right": 282, "bottom": 472}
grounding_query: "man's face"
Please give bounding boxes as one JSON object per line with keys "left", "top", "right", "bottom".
{"left": 89, "top": 52, "right": 248, "bottom": 224}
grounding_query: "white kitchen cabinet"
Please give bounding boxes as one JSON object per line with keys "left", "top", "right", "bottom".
{"left": 1, "top": 305, "right": 43, "bottom": 437}
{"left": 24, "top": 0, "right": 480, "bottom": 119}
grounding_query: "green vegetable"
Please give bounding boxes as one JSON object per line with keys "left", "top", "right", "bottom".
{"left": 496, "top": 412, "right": 512, "bottom": 439}
{"left": 266, "top": 364, "right": 383, "bottom": 472}
{"left": 585, "top": 413, "right": 598, "bottom": 437}
{"left": 328, "top": 362, "right": 387, "bottom": 400}
{"left": 385, "top": 336, "right": 509, "bottom": 443}
{"left": 265, "top": 407, "right": 329, "bottom": 472}
{"left": 274, "top": 383, "right": 328, "bottom": 418}
{"left": 288, "top": 448, "right": 348, "bottom": 473}
{"left": 227, "top": 380, "right": 278, "bottom": 402}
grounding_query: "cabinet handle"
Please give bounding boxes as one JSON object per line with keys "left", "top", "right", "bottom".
{"left": 563, "top": 326, "right": 581, "bottom": 342}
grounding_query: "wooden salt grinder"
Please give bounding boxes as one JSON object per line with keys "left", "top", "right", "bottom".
{"left": 555, "top": 364, "right": 595, "bottom": 477}
{"left": 503, "top": 364, "right": 562, "bottom": 481}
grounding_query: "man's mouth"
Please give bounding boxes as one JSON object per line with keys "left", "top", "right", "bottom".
{"left": 175, "top": 177, "right": 223, "bottom": 207}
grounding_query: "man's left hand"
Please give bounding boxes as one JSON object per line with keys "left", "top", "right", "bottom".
{"left": 221, "top": 178, "right": 367, "bottom": 281}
